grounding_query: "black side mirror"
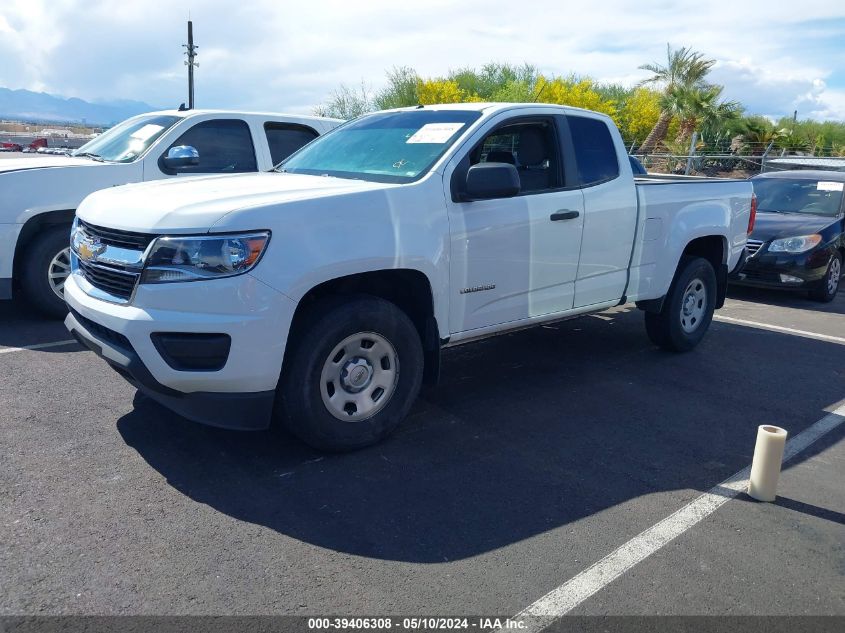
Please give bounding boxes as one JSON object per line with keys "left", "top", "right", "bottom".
{"left": 161, "top": 145, "right": 200, "bottom": 172}
{"left": 464, "top": 163, "right": 520, "bottom": 200}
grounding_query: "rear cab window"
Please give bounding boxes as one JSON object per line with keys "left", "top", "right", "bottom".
{"left": 566, "top": 115, "right": 620, "bottom": 187}
{"left": 264, "top": 122, "right": 319, "bottom": 165}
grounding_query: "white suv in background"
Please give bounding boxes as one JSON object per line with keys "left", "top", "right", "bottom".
{"left": 0, "top": 109, "right": 341, "bottom": 317}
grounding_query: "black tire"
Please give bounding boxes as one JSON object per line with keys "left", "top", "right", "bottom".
{"left": 20, "top": 225, "right": 72, "bottom": 319}
{"left": 808, "top": 251, "right": 841, "bottom": 303}
{"left": 278, "top": 295, "right": 424, "bottom": 452}
{"left": 645, "top": 256, "right": 717, "bottom": 352}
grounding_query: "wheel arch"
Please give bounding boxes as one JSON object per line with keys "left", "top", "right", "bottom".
{"left": 286, "top": 269, "right": 442, "bottom": 385}
{"left": 13, "top": 209, "right": 75, "bottom": 284}
{"left": 637, "top": 234, "right": 727, "bottom": 313}
{"left": 682, "top": 235, "right": 727, "bottom": 309}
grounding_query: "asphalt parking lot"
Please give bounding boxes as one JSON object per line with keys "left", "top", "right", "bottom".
{"left": 1, "top": 286, "right": 843, "bottom": 622}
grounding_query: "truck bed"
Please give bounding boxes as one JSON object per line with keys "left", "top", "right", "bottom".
{"left": 626, "top": 175, "right": 752, "bottom": 304}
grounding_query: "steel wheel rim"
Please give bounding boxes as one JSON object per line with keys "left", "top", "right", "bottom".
{"left": 679, "top": 277, "right": 707, "bottom": 334}
{"left": 828, "top": 258, "right": 841, "bottom": 295}
{"left": 48, "top": 247, "right": 72, "bottom": 299}
{"left": 320, "top": 331, "right": 399, "bottom": 422}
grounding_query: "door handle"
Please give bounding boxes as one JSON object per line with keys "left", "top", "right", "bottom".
{"left": 550, "top": 210, "right": 580, "bottom": 221}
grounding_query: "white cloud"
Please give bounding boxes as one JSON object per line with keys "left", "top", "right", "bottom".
{"left": 709, "top": 59, "right": 845, "bottom": 121}
{"left": 807, "top": 89, "right": 845, "bottom": 120}
{"left": 0, "top": 0, "right": 844, "bottom": 120}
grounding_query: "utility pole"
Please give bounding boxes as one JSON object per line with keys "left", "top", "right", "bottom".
{"left": 182, "top": 20, "right": 198, "bottom": 109}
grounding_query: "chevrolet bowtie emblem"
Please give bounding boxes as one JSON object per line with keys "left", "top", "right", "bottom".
{"left": 77, "top": 235, "right": 106, "bottom": 262}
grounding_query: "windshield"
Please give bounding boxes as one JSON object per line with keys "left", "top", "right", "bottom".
{"left": 72, "top": 114, "right": 180, "bottom": 163}
{"left": 280, "top": 110, "right": 482, "bottom": 183}
{"left": 753, "top": 177, "right": 844, "bottom": 216}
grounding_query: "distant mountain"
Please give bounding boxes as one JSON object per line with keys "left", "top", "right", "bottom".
{"left": 0, "top": 88, "right": 162, "bottom": 126}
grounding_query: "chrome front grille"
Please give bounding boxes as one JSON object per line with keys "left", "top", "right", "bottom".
{"left": 78, "top": 220, "right": 156, "bottom": 251}
{"left": 76, "top": 259, "right": 140, "bottom": 300}
{"left": 72, "top": 220, "right": 157, "bottom": 303}
{"left": 746, "top": 239, "right": 765, "bottom": 257}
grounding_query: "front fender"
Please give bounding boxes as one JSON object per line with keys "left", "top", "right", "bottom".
{"left": 237, "top": 179, "right": 452, "bottom": 337}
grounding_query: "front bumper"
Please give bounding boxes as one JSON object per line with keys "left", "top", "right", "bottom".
{"left": 64, "top": 272, "right": 297, "bottom": 430}
{"left": 729, "top": 248, "right": 830, "bottom": 290}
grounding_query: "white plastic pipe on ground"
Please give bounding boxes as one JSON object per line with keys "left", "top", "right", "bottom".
{"left": 747, "top": 425, "right": 788, "bottom": 502}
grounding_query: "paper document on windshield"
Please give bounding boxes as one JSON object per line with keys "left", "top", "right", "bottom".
{"left": 817, "top": 181, "right": 844, "bottom": 192}
{"left": 406, "top": 123, "right": 464, "bottom": 144}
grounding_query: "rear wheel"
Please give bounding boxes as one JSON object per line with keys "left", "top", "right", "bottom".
{"left": 808, "top": 251, "right": 841, "bottom": 303}
{"left": 645, "top": 256, "right": 717, "bottom": 352}
{"left": 20, "top": 226, "right": 72, "bottom": 319}
{"left": 278, "top": 295, "right": 424, "bottom": 451}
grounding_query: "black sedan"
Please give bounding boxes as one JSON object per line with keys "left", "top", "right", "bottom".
{"left": 732, "top": 170, "right": 845, "bottom": 302}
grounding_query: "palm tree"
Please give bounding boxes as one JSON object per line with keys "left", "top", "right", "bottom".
{"left": 777, "top": 129, "right": 810, "bottom": 154}
{"left": 671, "top": 85, "right": 741, "bottom": 144}
{"left": 739, "top": 117, "right": 783, "bottom": 155}
{"left": 637, "top": 44, "right": 715, "bottom": 152}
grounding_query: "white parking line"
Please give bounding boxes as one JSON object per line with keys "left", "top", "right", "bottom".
{"left": 714, "top": 315, "right": 845, "bottom": 345}
{"left": 506, "top": 404, "right": 845, "bottom": 632}
{"left": 0, "top": 339, "right": 77, "bottom": 355}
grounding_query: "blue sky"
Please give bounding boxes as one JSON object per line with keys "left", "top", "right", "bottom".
{"left": 1, "top": 0, "right": 844, "bottom": 121}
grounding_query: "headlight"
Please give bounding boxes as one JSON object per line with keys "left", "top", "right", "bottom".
{"left": 767, "top": 234, "right": 822, "bottom": 254}
{"left": 140, "top": 232, "right": 270, "bottom": 284}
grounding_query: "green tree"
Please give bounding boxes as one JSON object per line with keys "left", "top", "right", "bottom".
{"left": 374, "top": 67, "right": 420, "bottom": 109}
{"left": 775, "top": 118, "right": 845, "bottom": 155}
{"left": 669, "top": 85, "right": 741, "bottom": 145}
{"left": 777, "top": 129, "right": 810, "bottom": 153}
{"left": 313, "top": 82, "right": 373, "bottom": 119}
{"left": 489, "top": 79, "right": 536, "bottom": 102}
{"left": 593, "top": 82, "right": 635, "bottom": 104}
{"left": 450, "top": 63, "right": 537, "bottom": 100}
{"left": 636, "top": 44, "right": 715, "bottom": 152}
{"left": 737, "top": 116, "right": 783, "bottom": 155}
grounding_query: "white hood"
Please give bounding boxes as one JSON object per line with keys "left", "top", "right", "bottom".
{"left": 0, "top": 155, "right": 98, "bottom": 173}
{"left": 0, "top": 155, "right": 138, "bottom": 226}
{"left": 76, "top": 172, "right": 397, "bottom": 233}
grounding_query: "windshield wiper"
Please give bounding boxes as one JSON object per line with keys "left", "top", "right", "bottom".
{"left": 73, "top": 152, "right": 104, "bottom": 162}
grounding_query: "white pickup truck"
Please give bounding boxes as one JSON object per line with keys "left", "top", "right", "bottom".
{"left": 64, "top": 103, "right": 754, "bottom": 451}
{"left": 0, "top": 109, "right": 341, "bottom": 316}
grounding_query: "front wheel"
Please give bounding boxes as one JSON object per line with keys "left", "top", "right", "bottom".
{"left": 645, "top": 256, "right": 717, "bottom": 352}
{"left": 278, "top": 295, "right": 424, "bottom": 452}
{"left": 20, "top": 226, "right": 72, "bottom": 319}
{"left": 808, "top": 251, "right": 841, "bottom": 303}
